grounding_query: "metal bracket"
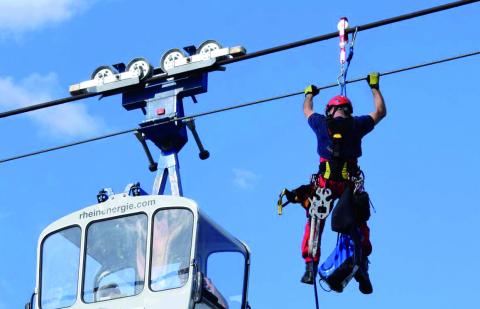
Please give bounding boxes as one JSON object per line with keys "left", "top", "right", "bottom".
{"left": 134, "top": 131, "right": 158, "bottom": 172}
{"left": 121, "top": 73, "right": 210, "bottom": 197}
{"left": 152, "top": 153, "right": 183, "bottom": 196}
{"left": 185, "top": 118, "right": 210, "bottom": 160}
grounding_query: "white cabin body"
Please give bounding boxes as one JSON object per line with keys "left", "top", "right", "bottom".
{"left": 31, "top": 194, "right": 250, "bottom": 309}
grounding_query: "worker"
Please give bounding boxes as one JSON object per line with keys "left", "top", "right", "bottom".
{"left": 300, "top": 73, "right": 386, "bottom": 294}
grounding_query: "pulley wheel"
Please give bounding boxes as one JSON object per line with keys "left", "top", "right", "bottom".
{"left": 127, "top": 57, "right": 153, "bottom": 80}
{"left": 160, "top": 48, "right": 186, "bottom": 72}
{"left": 197, "top": 40, "right": 222, "bottom": 55}
{"left": 91, "top": 66, "right": 115, "bottom": 80}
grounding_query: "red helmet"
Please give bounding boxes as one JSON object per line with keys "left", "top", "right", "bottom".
{"left": 326, "top": 95, "right": 353, "bottom": 114}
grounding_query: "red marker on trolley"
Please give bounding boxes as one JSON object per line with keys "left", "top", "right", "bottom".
{"left": 337, "top": 17, "right": 349, "bottom": 65}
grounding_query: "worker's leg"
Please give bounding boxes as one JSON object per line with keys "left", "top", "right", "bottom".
{"left": 358, "top": 221, "right": 372, "bottom": 257}
{"left": 355, "top": 221, "right": 373, "bottom": 294}
{"left": 301, "top": 218, "right": 325, "bottom": 284}
{"left": 301, "top": 218, "right": 326, "bottom": 263}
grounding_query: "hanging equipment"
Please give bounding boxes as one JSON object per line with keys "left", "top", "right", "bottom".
{"left": 337, "top": 17, "right": 358, "bottom": 96}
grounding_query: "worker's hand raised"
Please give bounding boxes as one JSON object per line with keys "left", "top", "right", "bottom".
{"left": 304, "top": 85, "right": 319, "bottom": 97}
{"left": 367, "top": 72, "right": 380, "bottom": 89}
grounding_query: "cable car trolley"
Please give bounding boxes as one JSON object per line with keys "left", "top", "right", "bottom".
{"left": 68, "top": 40, "right": 246, "bottom": 96}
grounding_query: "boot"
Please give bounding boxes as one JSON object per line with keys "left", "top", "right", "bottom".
{"left": 301, "top": 262, "right": 317, "bottom": 285}
{"left": 354, "top": 257, "right": 373, "bottom": 294}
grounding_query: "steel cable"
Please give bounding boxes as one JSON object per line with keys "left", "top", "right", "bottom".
{"left": 1, "top": 50, "right": 479, "bottom": 164}
{"left": 0, "top": 0, "right": 478, "bottom": 119}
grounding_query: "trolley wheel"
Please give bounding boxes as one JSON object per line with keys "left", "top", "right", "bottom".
{"left": 127, "top": 57, "right": 153, "bottom": 80}
{"left": 196, "top": 40, "right": 222, "bottom": 55}
{"left": 91, "top": 66, "right": 115, "bottom": 80}
{"left": 160, "top": 48, "right": 186, "bottom": 72}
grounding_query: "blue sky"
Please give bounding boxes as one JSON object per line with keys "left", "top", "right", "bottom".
{"left": 1, "top": 0, "right": 480, "bottom": 308}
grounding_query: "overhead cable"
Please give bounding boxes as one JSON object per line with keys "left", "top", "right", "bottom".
{"left": 0, "top": 0, "right": 478, "bottom": 119}
{"left": 217, "top": 0, "right": 480, "bottom": 65}
{"left": 1, "top": 49, "right": 479, "bottom": 165}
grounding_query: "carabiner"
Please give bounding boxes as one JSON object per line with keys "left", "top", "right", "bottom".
{"left": 350, "top": 27, "right": 359, "bottom": 48}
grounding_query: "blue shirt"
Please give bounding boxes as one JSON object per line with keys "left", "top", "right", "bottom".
{"left": 308, "top": 113, "right": 374, "bottom": 160}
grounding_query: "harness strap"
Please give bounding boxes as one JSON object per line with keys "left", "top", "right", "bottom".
{"left": 319, "top": 160, "right": 358, "bottom": 181}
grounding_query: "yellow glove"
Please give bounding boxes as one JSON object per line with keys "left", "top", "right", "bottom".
{"left": 367, "top": 72, "right": 380, "bottom": 89}
{"left": 304, "top": 85, "right": 319, "bottom": 97}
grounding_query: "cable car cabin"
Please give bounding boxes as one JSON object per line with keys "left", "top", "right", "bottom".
{"left": 28, "top": 194, "right": 251, "bottom": 309}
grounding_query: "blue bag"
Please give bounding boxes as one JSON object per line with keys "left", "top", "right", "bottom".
{"left": 318, "top": 233, "right": 358, "bottom": 292}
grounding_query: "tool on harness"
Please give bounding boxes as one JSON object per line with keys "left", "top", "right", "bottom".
{"left": 350, "top": 170, "right": 374, "bottom": 222}
{"left": 307, "top": 186, "right": 333, "bottom": 258}
{"left": 277, "top": 179, "right": 334, "bottom": 267}
{"left": 276, "top": 178, "right": 317, "bottom": 215}
{"left": 308, "top": 187, "right": 333, "bottom": 220}
{"left": 351, "top": 169, "right": 365, "bottom": 193}
{"left": 336, "top": 17, "right": 358, "bottom": 97}
{"left": 329, "top": 171, "right": 371, "bottom": 233}
{"left": 277, "top": 188, "right": 292, "bottom": 215}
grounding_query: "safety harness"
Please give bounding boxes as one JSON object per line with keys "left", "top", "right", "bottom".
{"left": 319, "top": 114, "right": 360, "bottom": 181}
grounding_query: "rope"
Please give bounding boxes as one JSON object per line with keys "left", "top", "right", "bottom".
{"left": 0, "top": 0, "right": 478, "bottom": 119}
{"left": 339, "top": 27, "right": 358, "bottom": 97}
{"left": 1, "top": 49, "right": 479, "bottom": 164}
{"left": 314, "top": 275, "right": 320, "bottom": 309}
